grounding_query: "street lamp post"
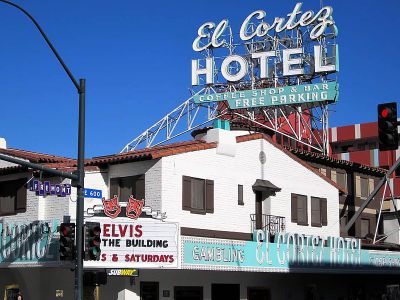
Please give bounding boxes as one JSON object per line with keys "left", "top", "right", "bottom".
{"left": 0, "top": 1, "right": 85, "bottom": 299}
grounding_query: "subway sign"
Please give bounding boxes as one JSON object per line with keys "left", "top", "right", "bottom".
{"left": 107, "top": 269, "right": 138, "bottom": 277}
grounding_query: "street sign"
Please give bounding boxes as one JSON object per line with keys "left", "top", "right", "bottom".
{"left": 84, "top": 188, "right": 103, "bottom": 199}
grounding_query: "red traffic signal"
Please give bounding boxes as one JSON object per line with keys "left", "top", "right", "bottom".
{"left": 378, "top": 102, "right": 398, "bottom": 151}
{"left": 59, "top": 223, "right": 75, "bottom": 261}
{"left": 85, "top": 222, "right": 102, "bottom": 261}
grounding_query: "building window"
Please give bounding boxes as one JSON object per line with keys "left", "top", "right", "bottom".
{"left": 336, "top": 171, "right": 347, "bottom": 190}
{"left": 311, "top": 197, "right": 328, "bottom": 227}
{"left": 110, "top": 175, "right": 145, "bottom": 201}
{"left": 330, "top": 170, "right": 337, "bottom": 183}
{"left": 291, "top": 194, "right": 308, "bottom": 226}
{"left": 182, "top": 176, "right": 214, "bottom": 214}
{"left": 0, "top": 178, "right": 27, "bottom": 216}
{"left": 175, "top": 286, "right": 203, "bottom": 300}
{"left": 360, "top": 177, "right": 369, "bottom": 198}
{"left": 238, "top": 185, "right": 244, "bottom": 205}
{"left": 141, "top": 282, "right": 159, "bottom": 300}
{"left": 361, "top": 218, "right": 370, "bottom": 238}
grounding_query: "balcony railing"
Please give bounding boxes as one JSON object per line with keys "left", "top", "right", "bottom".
{"left": 250, "top": 214, "right": 285, "bottom": 235}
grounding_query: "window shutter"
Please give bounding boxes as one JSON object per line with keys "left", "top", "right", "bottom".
{"left": 182, "top": 176, "right": 191, "bottom": 211}
{"left": 110, "top": 178, "right": 119, "bottom": 198}
{"left": 311, "top": 197, "right": 321, "bottom": 227}
{"left": 206, "top": 179, "right": 214, "bottom": 213}
{"left": 321, "top": 198, "right": 328, "bottom": 226}
{"left": 291, "top": 194, "right": 298, "bottom": 223}
{"left": 15, "top": 178, "right": 27, "bottom": 212}
{"left": 297, "top": 195, "right": 308, "bottom": 225}
{"left": 238, "top": 185, "right": 244, "bottom": 205}
{"left": 304, "top": 197, "right": 309, "bottom": 225}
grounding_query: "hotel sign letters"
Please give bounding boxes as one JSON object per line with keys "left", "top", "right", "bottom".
{"left": 191, "top": 2, "right": 339, "bottom": 108}
{"left": 182, "top": 231, "right": 400, "bottom": 273}
{"left": 193, "top": 3, "right": 336, "bottom": 53}
{"left": 0, "top": 220, "right": 59, "bottom": 265}
{"left": 194, "top": 82, "right": 338, "bottom": 109}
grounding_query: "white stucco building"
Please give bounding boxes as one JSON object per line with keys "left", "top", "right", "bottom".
{"left": 0, "top": 129, "right": 398, "bottom": 300}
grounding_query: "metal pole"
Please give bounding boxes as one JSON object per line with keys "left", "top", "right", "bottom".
{"left": 0, "top": 153, "right": 78, "bottom": 180}
{"left": 0, "top": 2, "right": 86, "bottom": 299}
{"left": 0, "top": 0, "right": 80, "bottom": 91}
{"left": 75, "top": 79, "right": 86, "bottom": 300}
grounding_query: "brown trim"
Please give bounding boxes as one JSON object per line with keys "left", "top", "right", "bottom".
{"left": 181, "top": 227, "right": 252, "bottom": 241}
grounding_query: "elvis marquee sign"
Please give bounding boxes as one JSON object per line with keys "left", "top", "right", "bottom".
{"left": 182, "top": 231, "right": 400, "bottom": 273}
{"left": 191, "top": 2, "right": 339, "bottom": 109}
{"left": 84, "top": 217, "right": 179, "bottom": 269}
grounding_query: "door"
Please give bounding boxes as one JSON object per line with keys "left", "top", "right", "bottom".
{"left": 212, "top": 284, "right": 240, "bottom": 300}
{"left": 141, "top": 282, "right": 159, "bottom": 300}
{"left": 3, "top": 285, "right": 20, "bottom": 300}
{"left": 174, "top": 286, "right": 203, "bottom": 300}
{"left": 255, "top": 191, "right": 263, "bottom": 230}
{"left": 248, "top": 287, "right": 271, "bottom": 300}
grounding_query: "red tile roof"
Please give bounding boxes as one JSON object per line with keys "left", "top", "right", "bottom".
{"left": 86, "top": 132, "right": 345, "bottom": 193}
{"left": 0, "top": 165, "right": 28, "bottom": 175}
{"left": 285, "top": 146, "right": 387, "bottom": 175}
{"left": 87, "top": 140, "right": 217, "bottom": 166}
{"left": 0, "top": 148, "right": 73, "bottom": 163}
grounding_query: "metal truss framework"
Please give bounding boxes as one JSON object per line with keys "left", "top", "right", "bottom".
{"left": 121, "top": 11, "right": 337, "bottom": 153}
{"left": 120, "top": 87, "right": 330, "bottom": 153}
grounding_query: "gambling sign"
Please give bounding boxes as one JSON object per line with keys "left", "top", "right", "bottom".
{"left": 84, "top": 217, "right": 179, "bottom": 269}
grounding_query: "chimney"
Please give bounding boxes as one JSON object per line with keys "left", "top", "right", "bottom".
{"left": 202, "top": 120, "right": 237, "bottom": 157}
{"left": 0, "top": 138, "right": 6, "bottom": 149}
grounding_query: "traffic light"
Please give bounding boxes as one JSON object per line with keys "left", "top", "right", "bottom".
{"left": 59, "top": 223, "right": 75, "bottom": 260}
{"left": 85, "top": 222, "right": 102, "bottom": 261}
{"left": 378, "top": 102, "right": 398, "bottom": 151}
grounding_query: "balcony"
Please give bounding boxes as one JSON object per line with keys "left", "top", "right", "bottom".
{"left": 250, "top": 214, "right": 285, "bottom": 236}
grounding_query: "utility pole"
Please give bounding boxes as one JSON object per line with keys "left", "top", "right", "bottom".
{"left": 0, "top": 1, "right": 85, "bottom": 299}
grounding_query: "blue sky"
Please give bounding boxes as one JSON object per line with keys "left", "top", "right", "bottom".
{"left": 0, "top": 0, "right": 399, "bottom": 158}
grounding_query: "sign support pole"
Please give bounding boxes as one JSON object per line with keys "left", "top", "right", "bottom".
{"left": 75, "top": 79, "right": 86, "bottom": 300}
{"left": 0, "top": 1, "right": 86, "bottom": 299}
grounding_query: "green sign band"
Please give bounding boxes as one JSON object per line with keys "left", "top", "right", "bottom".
{"left": 182, "top": 235, "right": 400, "bottom": 273}
{"left": 194, "top": 82, "right": 339, "bottom": 109}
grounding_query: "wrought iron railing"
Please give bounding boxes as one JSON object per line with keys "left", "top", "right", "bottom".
{"left": 250, "top": 214, "right": 285, "bottom": 235}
